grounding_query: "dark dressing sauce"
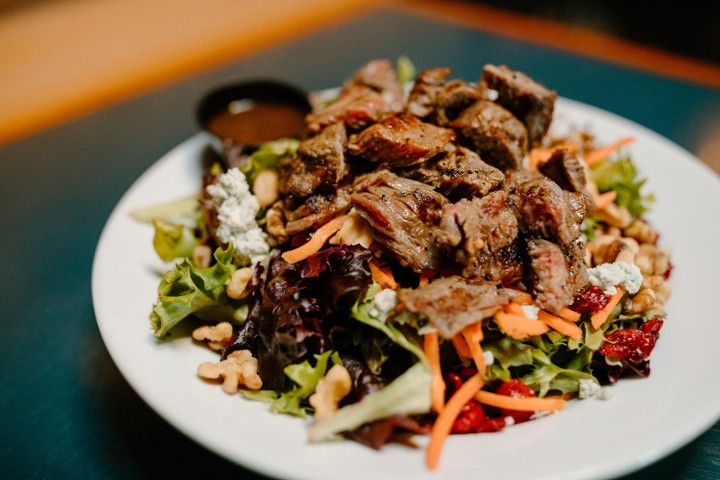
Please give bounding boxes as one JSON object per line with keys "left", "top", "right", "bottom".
{"left": 207, "top": 100, "right": 308, "bottom": 145}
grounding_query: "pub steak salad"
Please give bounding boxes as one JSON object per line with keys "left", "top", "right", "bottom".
{"left": 141, "top": 59, "right": 672, "bottom": 469}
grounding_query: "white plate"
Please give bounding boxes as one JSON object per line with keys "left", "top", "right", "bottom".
{"left": 92, "top": 97, "right": 720, "bottom": 480}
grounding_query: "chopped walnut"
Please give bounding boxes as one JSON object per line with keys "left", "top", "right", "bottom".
{"left": 226, "top": 267, "right": 254, "bottom": 299}
{"left": 192, "top": 321, "right": 233, "bottom": 351}
{"left": 309, "top": 364, "right": 352, "bottom": 420}
{"left": 197, "top": 349, "right": 262, "bottom": 393}
{"left": 252, "top": 169, "right": 280, "bottom": 208}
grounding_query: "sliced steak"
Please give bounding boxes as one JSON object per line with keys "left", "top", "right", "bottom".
{"left": 397, "top": 276, "right": 516, "bottom": 339}
{"left": 525, "top": 238, "right": 572, "bottom": 313}
{"left": 439, "top": 191, "right": 523, "bottom": 284}
{"left": 284, "top": 189, "right": 351, "bottom": 235}
{"left": 406, "top": 67, "right": 452, "bottom": 119}
{"left": 397, "top": 145, "right": 504, "bottom": 200}
{"left": 305, "top": 85, "right": 391, "bottom": 134}
{"left": 347, "top": 115, "right": 454, "bottom": 167}
{"left": 449, "top": 99, "right": 528, "bottom": 171}
{"left": 482, "top": 64, "right": 557, "bottom": 146}
{"left": 538, "top": 148, "right": 594, "bottom": 209}
{"left": 505, "top": 170, "right": 580, "bottom": 245}
{"left": 433, "top": 79, "right": 482, "bottom": 125}
{"left": 351, "top": 170, "right": 450, "bottom": 272}
{"left": 306, "top": 59, "right": 404, "bottom": 133}
{"left": 279, "top": 122, "right": 347, "bottom": 198}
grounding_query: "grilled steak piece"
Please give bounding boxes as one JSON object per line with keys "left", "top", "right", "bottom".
{"left": 406, "top": 68, "right": 452, "bottom": 119}
{"left": 439, "top": 191, "right": 523, "bottom": 284}
{"left": 284, "top": 189, "right": 351, "bottom": 235}
{"left": 449, "top": 99, "right": 528, "bottom": 171}
{"left": 526, "top": 238, "right": 572, "bottom": 313}
{"left": 505, "top": 170, "right": 581, "bottom": 246}
{"left": 306, "top": 59, "right": 404, "bottom": 133}
{"left": 538, "top": 147, "right": 595, "bottom": 210}
{"left": 351, "top": 170, "right": 450, "bottom": 272}
{"left": 433, "top": 79, "right": 482, "bottom": 126}
{"left": 347, "top": 115, "right": 455, "bottom": 167}
{"left": 482, "top": 64, "right": 557, "bottom": 146}
{"left": 397, "top": 276, "right": 516, "bottom": 339}
{"left": 279, "top": 122, "right": 347, "bottom": 198}
{"left": 397, "top": 145, "right": 504, "bottom": 201}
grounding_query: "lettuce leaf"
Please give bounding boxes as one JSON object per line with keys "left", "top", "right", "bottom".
{"left": 265, "top": 350, "right": 343, "bottom": 417}
{"left": 150, "top": 245, "right": 246, "bottom": 337}
{"left": 151, "top": 218, "right": 200, "bottom": 262}
{"left": 591, "top": 154, "right": 654, "bottom": 216}
{"left": 241, "top": 139, "right": 299, "bottom": 185}
{"left": 350, "top": 283, "right": 427, "bottom": 366}
{"left": 307, "top": 361, "right": 431, "bottom": 442}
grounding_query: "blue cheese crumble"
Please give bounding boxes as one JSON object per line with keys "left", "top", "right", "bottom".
{"left": 587, "top": 261, "right": 642, "bottom": 295}
{"left": 206, "top": 168, "right": 270, "bottom": 266}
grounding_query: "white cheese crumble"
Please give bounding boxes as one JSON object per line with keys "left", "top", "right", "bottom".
{"left": 521, "top": 304, "right": 540, "bottom": 320}
{"left": 483, "top": 350, "right": 495, "bottom": 367}
{"left": 587, "top": 261, "right": 642, "bottom": 295}
{"left": 206, "top": 168, "right": 270, "bottom": 265}
{"left": 369, "top": 288, "right": 398, "bottom": 319}
{"left": 578, "top": 378, "right": 614, "bottom": 400}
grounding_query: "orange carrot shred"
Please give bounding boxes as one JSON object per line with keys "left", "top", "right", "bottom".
{"left": 538, "top": 310, "right": 582, "bottom": 340}
{"left": 281, "top": 215, "right": 348, "bottom": 263}
{"left": 419, "top": 270, "right": 434, "bottom": 286}
{"left": 557, "top": 307, "right": 582, "bottom": 322}
{"left": 461, "top": 323, "right": 486, "bottom": 376}
{"left": 510, "top": 291, "right": 534, "bottom": 305}
{"left": 494, "top": 311, "right": 549, "bottom": 339}
{"left": 451, "top": 335, "right": 472, "bottom": 359}
{"left": 590, "top": 287, "right": 625, "bottom": 329}
{"left": 594, "top": 190, "right": 617, "bottom": 209}
{"left": 369, "top": 261, "right": 398, "bottom": 290}
{"left": 424, "top": 332, "right": 446, "bottom": 414}
{"left": 426, "top": 374, "right": 484, "bottom": 470}
{"left": 475, "top": 390, "right": 565, "bottom": 412}
{"left": 585, "top": 136, "right": 635, "bottom": 166}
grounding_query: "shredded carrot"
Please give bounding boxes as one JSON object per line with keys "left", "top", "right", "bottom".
{"left": 419, "top": 270, "right": 434, "bottom": 286}
{"left": 538, "top": 310, "right": 582, "bottom": 340}
{"left": 594, "top": 190, "right": 617, "bottom": 209}
{"left": 424, "top": 332, "right": 446, "bottom": 414}
{"left": 426, "top": 374, "right": 484, "bottom": 470}
{"left": 494, "top": 311, "right": 549, "bottom": 340}
{"left": 281, "top": 215, "right": 348, "bottom": 263}
{"left": 590, "top": 287, "right": 625, "bottom": 329}
{"left": 528, "top": 144, "right": 576, "bottom": 170}
{"left": 511, "top": 291, "right": 534, "bottom": 305}
{"left": 451, "top": 335, "right": 472, "bottom": 359}
{"left": 557, "top": 307, "right": 582, "bottom": 322}
{"left": 504, "top": 302, "right": 526, "bottom": 316}
{"left": 461, "top": 323, "right": 486, "bottom": 376}
{"left": 475, "top": 390, "right": 565, "bottom": 412}
{"left": 584, "top": 136, "right": 635, "bottom": 166}
{"left": 369, "top": 261, "right": 398, "bottom": 290}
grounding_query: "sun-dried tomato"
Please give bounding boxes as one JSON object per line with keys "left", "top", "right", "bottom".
{"left": 663, "top": 262, "right": 674, "bottom": 280}
{"left": 495, "top": 379, "right": 536, "bottom": 423}
{"left": 570, "top": 286, "right": 611, "bottom": 313}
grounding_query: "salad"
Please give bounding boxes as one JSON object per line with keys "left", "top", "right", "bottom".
{"left": 139, "top": 59, "right": 672, "bottom": 470}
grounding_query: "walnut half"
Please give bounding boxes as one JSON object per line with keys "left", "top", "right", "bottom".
{"left": 197, "top": 349, "right": 262, "bottom": 393}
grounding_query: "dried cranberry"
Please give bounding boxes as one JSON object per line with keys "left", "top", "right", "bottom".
{"left": 570, "top": 286, "right": 611, "bottom": 313}
{"left": 663, "top": 262, "right": 674, "bottom": 280}
{"left": 495, "top": 379, "right": 536, "bottom": 423}
{"left": 598, "top": 319, "right": 663, "bottom": 364}
{"left": 452, "top": 399, "right": 487, "bottom": 433}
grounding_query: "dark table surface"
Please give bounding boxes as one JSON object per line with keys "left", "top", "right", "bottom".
{"left": 2, "top": 7, "right": 719, "bottom": 479}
